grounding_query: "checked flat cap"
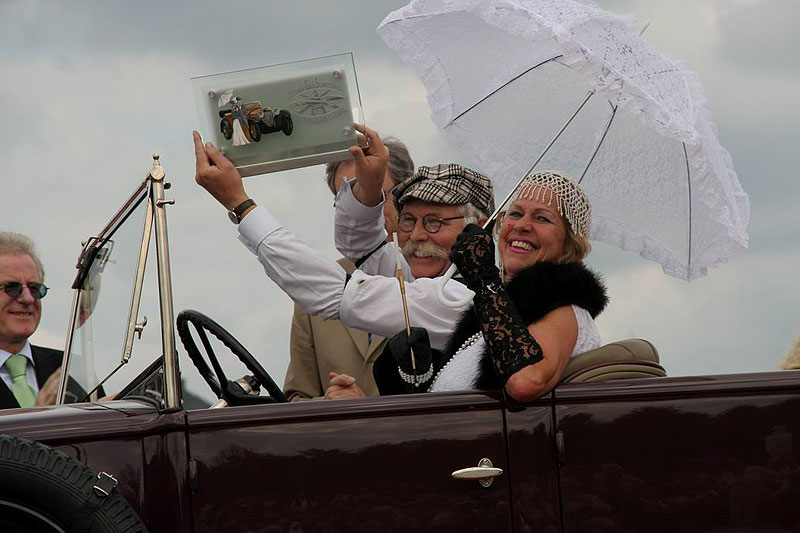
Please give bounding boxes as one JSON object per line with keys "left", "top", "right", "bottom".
{"left": 392, "top": 164, "right": 495, "bottom": 214}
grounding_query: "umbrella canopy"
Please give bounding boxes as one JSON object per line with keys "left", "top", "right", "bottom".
{"left": 378, "top": 0, "right": 749, "bottom": 280}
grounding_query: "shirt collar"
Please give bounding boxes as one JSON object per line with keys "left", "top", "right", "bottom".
{"left": 0, "top": 341, "right": 33, "bottom": 367}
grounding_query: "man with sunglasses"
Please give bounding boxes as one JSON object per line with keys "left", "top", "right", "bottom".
{"left": 0, "top": 232, "right": 63, "bottom": 409}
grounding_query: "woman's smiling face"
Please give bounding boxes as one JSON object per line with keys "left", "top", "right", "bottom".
{"left": 498, "top": 195, "right": 567, "bottom": 278}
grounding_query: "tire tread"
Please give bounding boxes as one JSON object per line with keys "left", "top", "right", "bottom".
{"left": 0, "top": 435, "right": 148, "bottom": 532}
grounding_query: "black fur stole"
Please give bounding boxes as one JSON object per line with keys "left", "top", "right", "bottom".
{"left": 442, "top": 261, "right": 608, "bottom": 389}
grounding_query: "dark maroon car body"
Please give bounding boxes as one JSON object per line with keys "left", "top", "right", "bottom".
{"left": 1, "top": 162, "right": 798, "bottom": 532}
{"left": 4, "top": 373, "right": 800, "bottom": 531}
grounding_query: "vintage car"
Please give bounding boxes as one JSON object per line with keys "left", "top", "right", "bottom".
{"left": 1, "top": 157, "right": 799, "bottom": 532}
{"left": 219, "top": 101, "right": 293, "bottom": 143}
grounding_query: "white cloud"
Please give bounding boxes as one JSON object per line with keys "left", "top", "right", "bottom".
{"left": 4, "top": 0, "right": 800, "bottom": 402}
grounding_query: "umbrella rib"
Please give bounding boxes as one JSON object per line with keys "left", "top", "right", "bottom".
{"left": 578, "top": 103, "right": 618, "bottom": 185}
{"left": 450, "top": 56, "right": 563, "bottom": 123}
{"left": 683, "top": 142, "right": 692, "bottom": 271}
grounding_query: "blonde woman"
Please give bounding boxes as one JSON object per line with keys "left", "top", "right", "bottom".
{"left": 374, "top": 171, "right": 608, "bottom": 401}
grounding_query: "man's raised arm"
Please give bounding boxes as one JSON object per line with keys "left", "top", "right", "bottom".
{"left": 334, "top": 125, "right": 411, "bottom": 277}
{"left": 193, "top": 131, "right": 347, "bottom": 319}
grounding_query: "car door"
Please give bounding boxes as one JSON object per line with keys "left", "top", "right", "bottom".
{"left": 186, "top": 390, "right": 512, "bottom": 532}
{"left": 553, "top": 372, "right": 800, "bottom": 532}
{"left": 503, "top": 392, "right": 562, "bottom": 532}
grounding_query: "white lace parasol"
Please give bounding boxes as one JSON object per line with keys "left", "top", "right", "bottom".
{"left": 378, "top": 0, "right": 749, "bottom": 280}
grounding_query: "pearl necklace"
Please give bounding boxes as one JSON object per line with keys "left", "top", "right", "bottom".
{"left": 458, "top": 332, "right": 483, "bottom": 352}
{"left": 431, "top": 331, "right": 483, "bottom": 386}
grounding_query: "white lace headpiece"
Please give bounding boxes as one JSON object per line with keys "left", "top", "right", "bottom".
{"left": 512, "top": 171, "right": 591, "bottom": 238}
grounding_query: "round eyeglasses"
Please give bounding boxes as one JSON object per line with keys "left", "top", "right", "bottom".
{"left": 398, "top": 213, "right": 471, "bottom": 234}
{"left": 0, "top": 281, "right": 49, "bottom": 300}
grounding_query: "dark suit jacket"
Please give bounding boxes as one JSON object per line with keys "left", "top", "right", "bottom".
{"left": 0, "top": 345, "right": 63, "bottom": 409}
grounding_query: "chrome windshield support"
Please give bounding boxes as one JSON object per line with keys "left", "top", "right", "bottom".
{"left": 149, "top": 155, "right": 181, "bottom": 409}
{"left": 58, "top": 175, "right": 148, "bottom": 406}
{"left": 58, "top": 155, "right": 181, "bottom": 408}
{"left": 56, "top": 288, "right": 83, "bottom": 404}
{"left": 122, "top": 196, "right": 154, "bottom": 363}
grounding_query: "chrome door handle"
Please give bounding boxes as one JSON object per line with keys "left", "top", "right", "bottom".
{"left": 451, "top": 458, "right": 503, "bottom": 488}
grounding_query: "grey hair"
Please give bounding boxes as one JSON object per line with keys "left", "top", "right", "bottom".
{"left": 324, "top": 136, "right": 415, "bottom": 195}
{"left": 457, "top": 202, "right": 489, "bottom": 225}
{"left": 0, "top": 232, "right": 45, "bottom": 280}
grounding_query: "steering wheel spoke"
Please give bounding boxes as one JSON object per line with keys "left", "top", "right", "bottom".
{"left": 196, "top": 326, "right": 229, "bottom": 384}
{"left": 177, "top": 310, "right": 287, "bottom": 405}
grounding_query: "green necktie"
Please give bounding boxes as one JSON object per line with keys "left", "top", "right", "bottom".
{"left": 4, "top": 354, "right": 37, "bottom": 408}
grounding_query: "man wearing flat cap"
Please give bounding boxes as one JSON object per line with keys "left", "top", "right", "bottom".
{"left": 337, "top": 163, "right": 493, "bottom": 277}
{"left": 333, "top": 162, "right": 493, "bottom": 349}
{"left": 193, "top": 125, "right": 491, "bottom": 396}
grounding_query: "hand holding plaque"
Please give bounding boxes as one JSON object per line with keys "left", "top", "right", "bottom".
{"left": 348, "top": 124, "right": 389, "bottom": 208}
{"left": 192, "top": 53, "right": 364, "bottom": 178}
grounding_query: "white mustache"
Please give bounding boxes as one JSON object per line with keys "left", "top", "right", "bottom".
{"left": 402, "top": 241, "right": 448, "bottom": 260}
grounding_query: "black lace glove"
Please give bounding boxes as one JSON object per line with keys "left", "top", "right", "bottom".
{"left": 450, "top": 227, "right": 543, "bottom": 384}
{"left": 449, "top": 224, "right": 500, "bottom": 289}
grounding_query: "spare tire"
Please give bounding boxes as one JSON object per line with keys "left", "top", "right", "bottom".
{"left": 0, "top": 435, "right": 148, "bottom": 532}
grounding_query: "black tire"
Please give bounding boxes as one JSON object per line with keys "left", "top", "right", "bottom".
{"left": 0, "top": 435, "right": 148, "bottom": 532}
{"left": 220, "top": 118, "right": 233, "bottom": 140}
{"left": 248, "top": 121, "right": 261, "bottom": 142}
{"left": 281, "top": 114, "right": 293, "bottom": 136}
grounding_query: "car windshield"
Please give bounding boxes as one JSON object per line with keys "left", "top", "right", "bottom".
{"left": 62, "top": 181, "right": 159, "bottom": 403}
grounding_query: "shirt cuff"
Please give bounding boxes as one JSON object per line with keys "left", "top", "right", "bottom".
{"left": 237, "top": 205, "right": 282, "bottom": 254}
{"left": 336, "top": 179, "right": 387, "bottom": 222}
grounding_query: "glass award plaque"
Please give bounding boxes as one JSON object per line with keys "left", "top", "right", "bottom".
{"left": 192, "top": 53, "right": 363, "bottom": 177}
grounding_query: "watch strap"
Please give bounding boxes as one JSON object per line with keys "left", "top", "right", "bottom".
{"left": 228, "top": 198, "right": 256, "bottom": 224}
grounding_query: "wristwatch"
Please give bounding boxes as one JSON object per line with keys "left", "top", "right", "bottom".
{"left": 228, "top": 199, "right": 256, "bottom": 224}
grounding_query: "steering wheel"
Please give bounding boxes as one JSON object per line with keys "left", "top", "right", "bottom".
{"left": 176, "top": 309, "right": 287, "bottom": 405}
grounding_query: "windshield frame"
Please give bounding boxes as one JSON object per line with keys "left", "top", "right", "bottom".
{"left": 57, "top": 156, "right": 180, "bottom": 409}
{"left": 57, "top": 179, "right": 149, "bottom": 404}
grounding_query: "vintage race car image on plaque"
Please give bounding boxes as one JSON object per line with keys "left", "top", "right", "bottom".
{"left": 192, "top": 53, "right": 363, "bottom": 177}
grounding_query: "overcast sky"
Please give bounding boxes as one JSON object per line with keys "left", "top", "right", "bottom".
{"left": 2, "top": 0, "right": 798, "bottom": 403}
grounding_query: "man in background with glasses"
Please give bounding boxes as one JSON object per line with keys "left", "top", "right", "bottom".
{"left": 0, "top": 232, "right": 62, "bottom": 409}
{"left": 284, "top": 136, "right": 415, "bottom": 401}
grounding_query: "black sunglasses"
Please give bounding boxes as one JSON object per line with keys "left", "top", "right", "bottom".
{"left": 0, "top": 281, "right": 49, "bottom": 300}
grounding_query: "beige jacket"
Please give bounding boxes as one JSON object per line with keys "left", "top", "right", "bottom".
{"left": 284, "top": 259, "right": 387, "bottom": 400}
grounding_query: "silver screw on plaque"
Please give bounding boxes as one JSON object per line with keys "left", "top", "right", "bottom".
{"left": 343, "top": 127, "right": 352, "bottom": 136}
{"left": 333, "top": 70, "right": 341, "bottom": 78}
{"left": 208, "top": 90, "right": 217, "bottom": 99}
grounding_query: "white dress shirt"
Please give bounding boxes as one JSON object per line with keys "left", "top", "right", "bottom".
{"left": 237, "top": 186, "right": 473, "bottom": 350}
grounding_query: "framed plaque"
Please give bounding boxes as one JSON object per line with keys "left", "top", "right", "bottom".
{"left": 192, "top": 53, "right": 363, "bottom": 177}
